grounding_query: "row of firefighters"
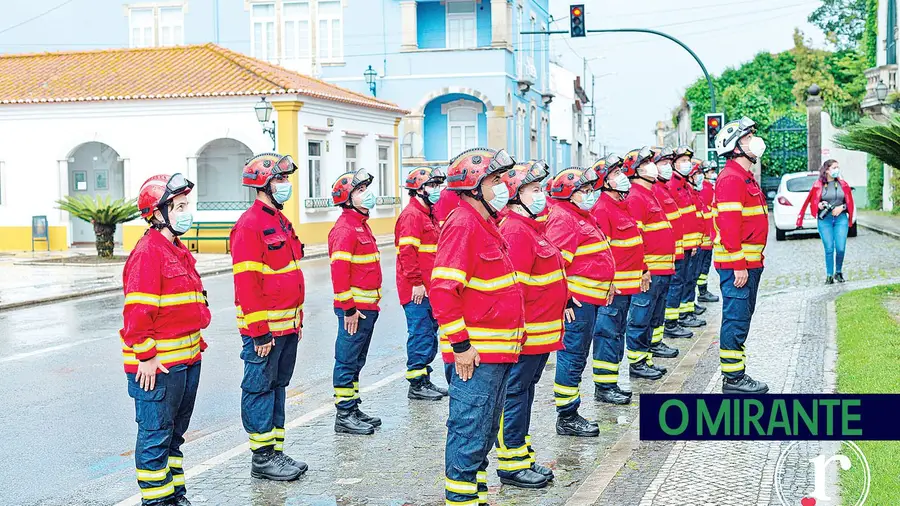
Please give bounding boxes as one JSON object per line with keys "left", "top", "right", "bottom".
{"left": 119, "top": 116, "right": 770, "bottom": 505}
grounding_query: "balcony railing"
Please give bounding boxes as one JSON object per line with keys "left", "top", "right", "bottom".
{"left": 862, "top": 64, "right": 899, "bottom": 109}
{"left": 304, "top": 196, "right": 400, "bottom": 210}
{"left": 197, "top": 201, "right": 253, "bottom": 211}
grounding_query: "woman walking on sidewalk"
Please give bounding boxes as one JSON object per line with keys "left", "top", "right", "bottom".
{"left": 796, "top": 159, "right": 856, "bottom": 285}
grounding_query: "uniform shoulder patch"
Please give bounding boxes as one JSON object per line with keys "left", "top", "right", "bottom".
{"left": 355, "top": 227, "right": 365, "bottom": 233}
{"left": 263, "top": 228, "right": 277, "bottom": 236}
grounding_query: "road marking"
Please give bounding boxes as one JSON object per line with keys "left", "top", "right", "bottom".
{"left": 0, "top": 337, "right": 107, "bottom": 364}
{"left": 113, "top": 369, "right": 406, "bottom": 506}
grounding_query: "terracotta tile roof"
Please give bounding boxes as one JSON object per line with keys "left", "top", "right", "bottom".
{"left": 0, "top": 43, "right": 407, "bottom": 114}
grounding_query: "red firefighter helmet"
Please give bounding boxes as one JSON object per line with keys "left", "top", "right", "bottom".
{"left": 689, "top": 158, "right": 704, "bottom": 177}
{"left": 403, "top": 166, "right": 446, "bottom": 190}
{"left": 591, "top": 153, "right": 624, "bottom": 189}
{"left": 549, "top": 167, "right": 598, "bottom": 200}
{"left": 446, "top": 148, "right": 515, "bottom": 191}
{"left": 332, "top": 168, "right": 375, "bottom": 206}
{"left": 502, "top": 160, "right": 550, "bottom": 197}
{"left": 544, "top": 177, "right": 553, "bottom": 196}
{"left": 138, "top": 173, "right": 194, "bottom": 220}
{"left": 242, "top": 153, "right": 298, "bottom": 188}
{"left": 622, "top": 146, "right": 654, "bottom": 178}
{"left": 673, "top": 145, "right": 695, "bottom": 162}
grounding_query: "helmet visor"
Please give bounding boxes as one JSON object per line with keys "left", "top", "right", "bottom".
{"left": 273, "top": 155, "right": 298, "bottom": 175}
{"left": 166, "top": 173, "right": 194, "bottom": 197}
{"left": 427, "top": 167, "right": 447, "bottom": 185}
{"left": 605, "top": 154, "right": 623, "bottom": 169}
{"left": 638, "top": 146, "right": 654, "bottom": 162}
{"left": 489, "top": 149, "right": 516, "bottom": 174}
{"left": 352, "top": 168, "right": 374, "bottom": 187}
{"left": 576, "top": 167, "right": 599, "bottom": 189}
{"left": 523, "top": 160, "right": 550, "bottom": 185}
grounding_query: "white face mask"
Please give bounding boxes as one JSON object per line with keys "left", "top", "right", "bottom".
{"left": 747, "top": 137, "right": 767, "bottom": 158}
{"left": 641, "top": 162, "right": 659, "bottom": 179}
{"left": 656, "top": 162, "right": 672, "bottom": 180}
{"left": 612, "top": 173, "right": 632, "bottom": 193}
{"left": 676, "top": 162, "right": 693, "bottom": 176}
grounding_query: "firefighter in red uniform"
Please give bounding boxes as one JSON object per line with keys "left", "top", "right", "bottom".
{"left": 697, "top": 161, "right": 721, "bottom": 303}
{"left": 653, "top": 147, "right": 695, "bottom": 340}
{"left": 395, "top": 166, "right": 450, "bottom": 401}
{"left": 433, "top": 186, "right": 461, "bottom": 227}
{"left": 669, "top": 147, "right": 707, "bottom": 327}
{"left": 430, "top": 148, "right": 523, "bottom": 505}
{"left": 623, "top": 148, "right": 681, "bottom": 364}
{"left": 123, "top": 173, "right": 209, "bottom": 506}
{"left": 230, "top": 153, "right": 307, "bottom": 481}
{"left": 328, "top": 168, "right": 384, "bottom": 434}
{"left": 683, "top": 159, "right": 712, "bottom": 314}
{"left": 494, "top": 160, "right": 564, "bottom": 489}
{"left": 546, "top": 166, "right": 624, "bottom": 425}
{"left": 712, "top": 117, "right": 770, "bottom": 394}
{"left": 592, "top": 154, "right": 668, "bottom": 387}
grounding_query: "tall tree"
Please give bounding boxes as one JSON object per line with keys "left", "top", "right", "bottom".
{"left": 808, "top": 0, "right": 868, "bottom": 50}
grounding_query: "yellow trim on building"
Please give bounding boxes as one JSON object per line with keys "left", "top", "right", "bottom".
{"left": 0, "top": 226, "right": 67, "bottom": 251}
{"left": 393, "top": 117, "right": 401, "bottom": 218}
{"left": 274, "top": 100, "right": 304, "bottom": 226}
{"left": 294, "top": 216, "right": 396, "bottom": 245}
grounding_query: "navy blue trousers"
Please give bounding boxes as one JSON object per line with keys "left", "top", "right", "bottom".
{"left": 592, "top": 294, "right": 631, "bottom": 389}
{"left": 497, "top": 353, "right": 549, "bottom": 475}
{"left": 553, "top": 302, "right": 597, "bottom": 415}
{"left": 241, "top": 334, "right": 298, "bottom": 452}
{"left": 403, "top": 298, "right": 439, "bottom": 384}
{"left": 333, "top": 309, "right": 379, "bottom": 410}
{"left": 665, "top": 257, "right": 688, "bottom": 322}
{"left": 717, "top": 267, "right": 763, "bottom": 379}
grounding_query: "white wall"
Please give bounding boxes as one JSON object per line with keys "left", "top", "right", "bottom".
{"left": 549, "top": 63, "right": 575, "bottom": 144}
{"left": 821, "top": 111, "right": 868, "bottom": 188}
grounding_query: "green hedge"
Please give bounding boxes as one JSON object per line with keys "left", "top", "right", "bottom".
{"left": 867, "top": 154, "right": 884, "bottom": 209}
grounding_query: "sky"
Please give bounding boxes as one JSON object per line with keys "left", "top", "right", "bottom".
{"left": 547, "top": 0, "right": 829, "bottom": 156}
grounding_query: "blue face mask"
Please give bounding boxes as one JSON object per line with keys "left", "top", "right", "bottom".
{"left": 272, "top": 182, "right": 293, "bottom": 204}
{"left": 830, "top": 168, "right": 841, "bottom": 179}
{"left": 488, "top": 183, "right": 510, "bottom": 212}
{"left": 427, "top": 188, "right": 441, "bottom": 205}
{"left": 527, "top": 191, "right": 547, "bottom": 216}
{"left": 576, "top": 190, "right": 598, "bottom": 211}
{"left": 171, "top": 212, "right": 193, "bottom": 236}
{"left": 359, "top": 188, "right": 377, "bottom": 210}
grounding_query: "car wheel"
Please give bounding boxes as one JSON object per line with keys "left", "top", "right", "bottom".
{"left": 776, "top": 228, "right": 786, "bottom": 241}
{"left": 848, "top": 222, "right": 857, "bottom": 238}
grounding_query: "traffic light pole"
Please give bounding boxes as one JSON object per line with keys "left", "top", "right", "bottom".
{"left": 523, "top": 28, "right": 717, "bottom": 113}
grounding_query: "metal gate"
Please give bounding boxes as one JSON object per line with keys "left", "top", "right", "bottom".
{"left": 764, "top": 115, "right": 808, "bottom": 178}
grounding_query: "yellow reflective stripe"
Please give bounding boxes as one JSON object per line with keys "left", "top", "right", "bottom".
{"left": 406, "top": 368, "right": 429, "bottom": 379}
{"left": 560, "top": 249, "right": 574, "bottom": 263}
{"left": 742, "top": 243, "right": 765, "bottom": 253}
{"left": 515, "top": 269, "right": 564, "bottom": 286}
{"left": 525, "top": 319, "right": 562, "bottom": 333}
{"left": 742, "top": 206, "right": 766, "bottom": 216}
{"left": 524, "top": 331, "right": 561, "bottom": 346}
{"left": 439, "top": 342, "right": 521, "bottom": 354}
{"left": 614, "top": 279, "right": 642, "bottom": 290}
{"left": 432, "top": 267, "right": 469, "bottom": 286}
{"left": 645, "top": 254, "right": 674, "bottom": 262}
{"left": 234, "top": 260, "right": 301, "bottom": 275}
{"left": 131, "top": 337, "right": 157, "bottom": 354}
{"left": 553, "top": 383, "right": 579, "bottom": 395}
{"left": 575, "top": 241, "right": 610, "bottom": 256}
{"left": 610, "top": 236, "right": 643, "bottom": 248}
{"left": 419, "top": 244, "right": 437, "bottom": 253}
{"left": 666, "top": 211, "right": 681, "bottom": 220}
{"left": 497, "top": 460, "right": 533, "bottom": 471}
{"left": 440, "top": 318, "right": 466, "bottom": 335}
{"left": 243, "top": 310, "right": 269, "bottom": 325}
{"left": 593, "top": 373, "right": 619, "bottom": 383}
{"left": 330, "top": 251, "right": 352, "bottom": 262}
{"left": 155, "top": 332, "right": 201, "bottom": 352}
{"left": 334, "top": 290, "right": 354, "bottom": 302}
{"left": 446, "top": 500, "right": 480, "bottom": 506}
{"left": 566, "top": 275, "right": 610, "bottom": 288}
{"left": 351, "top": 253, "right": 381, "bottom": 264}
{"left": 681, "top": 205, "right": 697, "bottom": 213}
{"left": 140, "top": 482, "right": 174, "bottom": 500}
{"left": 123, "top": 345, "right": 200, "bottom": 365}
{"left": 719, "top": 349, "right": 745, "bottom": 359}
{"left": 171, "top": 474, "right": 185, "bottom": 487}
{"left": 445, "top": 478, "right": 478, "bottom": 494}
{"left": 398, "top": 236, "right": 421, "bottom": 247}
{"left": 614, "top": 270, "right": 643, "bottom": 280}
{"left": 721, "top": 361, "right": 745, "bottom": 373}
{"left": 334, "top": 387, "right": 357, "bottom": 397}
{"left": 568, "top": 281, "right": 611, "bottom": 300}
{"left": 124, "top": 292, "right": 162, "bottom": 307}
{"left": 713, "top": 245, "right": 746, "bottom": 262}
{"left": 468, "top": 273, "right": 516, "bottom": 291}
{"left": 467, "top": 327, "right": 522, "bottom": 340}
{"left": 593, "top": 359, "right": 618, "bottom": 371}
{"left": 232, "top": 261, "right": 265, "bottom": 274}
{"left": 136, "top": 467, "right": 169, "bottom": 482}
{"left": 157, "top": 291, "right": 205, "bottom": 307}
{"left": 717, "top": 202, "right": 743, "bottom": 212}
{"left": 167, "top": 456, "right": 183, "bottom": 468}
{"left": 496, "top": 445, "right": 530, "bottom": 458}
{"left": 536, "top": 214, "right": 548, "bottom": 222}
{"left": 265, "top": 260, "right": 303, "bottom": 275}
{"left": 635, "top": 221, "right": 645, "bottom": 230}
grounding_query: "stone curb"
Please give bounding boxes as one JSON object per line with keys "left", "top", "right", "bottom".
{"left": 858, "top": 220, "right": 900, "bottom": 241}
{"left": 0, "top": 241, "right": 395, "bottom": 312}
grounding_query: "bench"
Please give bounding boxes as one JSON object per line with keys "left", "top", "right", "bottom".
{"left": 182, "top": 222, "right": 235, "bottom": 253}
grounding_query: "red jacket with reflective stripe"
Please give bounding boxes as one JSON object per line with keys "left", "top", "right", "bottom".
{"left": 500, "top": 211, "right": 566, "bottom": 355}
{"left": 593, "top": 192, "right": 646, "bottom": 295}
{"left": 544, "top": 200, "right": 616, "bottom": 306}
{"left": 700, "top": 180, "right": 716, "bottom": 250}
{"left": 431, "top": 200, "right": 525, "bottom": 364}
{"left": 667, "top": 174, "right": 701, "bottom": 250}
{"left": 653, "top": 182, "right": 684, "bottom": 260}
{"left": 120, "top": 229, "right": 209, "bottom": 373}
{"left": 713, "top": 160, "right": 769, "bottom": 270}
{"left": 626, "top": 183, "right": 675, "bottom": 275}
{"left": 230, "top": 200, "right": 305, "bottom": 339}
{"left": 394, "top": 198, "right": 439, "bottom": 305}
{"left": 329, "top": 208, "right": 383, "bottom": 311}
{"left": 433, "top": 188, "right": 461, "bottom": 228}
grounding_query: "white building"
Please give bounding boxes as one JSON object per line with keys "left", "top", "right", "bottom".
{"left": 0, "top": 43, "right": 407, "bottom": 252}
{"left": 548, "top": 62, "right": 591, "bottom": 172}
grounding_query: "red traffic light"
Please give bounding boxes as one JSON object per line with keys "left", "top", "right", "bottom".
{"left": 572, "top": 7, "right": 582, "bottom": 16}
{"left": 708, "top": 118, "right": 719, "bottom": 128}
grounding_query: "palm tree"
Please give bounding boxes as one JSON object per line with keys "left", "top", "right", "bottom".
{"left": 56, "top": 195, "right": 141, "bottom": 258}
{"left": 834, "top": 115, "right": 900, "bottom": 169}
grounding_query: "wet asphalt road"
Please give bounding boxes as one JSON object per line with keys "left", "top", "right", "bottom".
{"left": 0, "top": 252, "right": 412, "bottom": 506}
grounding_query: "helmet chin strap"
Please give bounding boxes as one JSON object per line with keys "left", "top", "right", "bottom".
{"left": 474, "top": 187, "right": 498, "bottom": 219}
{"left": 418, "top": 189, "right": 434, "bottom": 207}
{"left": 736, "top": 141, "right": 758, "bottom": 164}
{"left": 153, "top": 204, "right": 186, "bottom": 237}
{"left": 510, "top": 195, "right": 537, "bottom": 219}
{"left": 263, "top": 185, "right": 284, "bottom": 211}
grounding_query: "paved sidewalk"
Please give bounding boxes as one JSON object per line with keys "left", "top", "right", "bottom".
{"left": 0, "top": 234, "right": 394, "bottom": 311}
{"left": 857, "top": 210, "right": 900, "bottom": 240}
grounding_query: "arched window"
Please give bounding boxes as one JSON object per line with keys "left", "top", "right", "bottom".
{"left": 197, "top": 138, "right": 254, "bottom": 209}
{"left": 443, "top": 100, "right": 480, "bottom": 158}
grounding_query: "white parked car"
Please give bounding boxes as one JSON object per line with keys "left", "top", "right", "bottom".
{"left": 772, "top": 171, "right": 857, "bottom": 241}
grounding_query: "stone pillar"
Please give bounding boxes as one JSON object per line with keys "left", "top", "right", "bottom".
{"left": 491, "top": 0, "right": 508, "bottom": 47}
{"left": 487, "top": 107, "right": 508, "bottom": 151}
{"left": 885, "top": 164, "right": 895, "bottom": 212}
{"left": 806, "top": 84, "right": 823, "bottom": 173}
{"left": 400, "top": 1, "right": 418, "bottom": 51}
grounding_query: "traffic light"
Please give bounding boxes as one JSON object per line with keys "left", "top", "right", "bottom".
{"left": 705, "top": 113, "right": 724, "bottom": 151}
{"left": 570, "top": 5, "right": 585, "bottom": 38}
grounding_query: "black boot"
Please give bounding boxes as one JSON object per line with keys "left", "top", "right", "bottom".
{"left": 613, "top": 384, "right": 633, "bottom": 399}
{"left": 275, "top": 452, "right": 308, "bottom": 475}
{"left": 556, "top": 412, "right": 600, "bottom": 437}
{"left": 664, "top": 321, "right": 693, "bottom": 339}
{"left": 697, "top": 285, "right": 719, "bottom": 302}
{"left": 650, "top": 341, "right": 679, "bottom": 358}
{"left": 629, "top": 362, "right": 664, "bottom": 380}
{"left": 409, "top": 381, "right": 444, "bottom": 401}
{"left": 678, "top": 313, "right": 706, "bottom": 327}
{"left": 649, "top": 362, "right": 668, "bottom": 374}
{"left": 834, "top": 272, "right": 845, "bottom": 283}
{"left": 531, "top": 462, "right": 554, "bottom": 481}
{"left": 693, "top": 304, "right": 707, "bottom": 315}
{"left": 825, "top": 276, "right": 834, "bottom": 285}
{"left": 424, "top": 378, "right": 449, "bottom": 396}
{"left": 594, "top": 385, "right": 631, "bottom": 404}
{"left": 251, "top": 447, "right": 303, "bottom": 481}
{"left": 498, "top": 468, "right": 549, "bottom": 489}
{"left": 172, "top": 497, "right": 192, "bottom": 506}
{"left": 354, "top": 407, "right": 381, "bottom": 427}
{"left": 722, "top": 374, "right": 769, "bottom": 394}
{"left": 335, "top": 409, "right": 375, "bottom": 435}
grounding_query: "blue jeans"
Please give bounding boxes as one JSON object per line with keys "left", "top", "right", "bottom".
{"left": 817, "top": 213, "right": 849, "bottom": 276}
{"left": 497, "top": 353, "right": 549, "bottom": 476}
{"left": 240, "top": 333, "right": 298, "bottom": 452}
{"left": 403, "top": 298, "right": 439, "bottom": 384}
{"left": 127, "top": 362, "right": 201, "bottom": 505}
{"left": 665, "top": 257, "right": 688, "bottom": 322}
{"left": 680, "top": 249, "right": 702, "bottom": 313}
{"left": 593, "top": 294, "right": 630, "bottom": 388}
{"left": 445, "top": 362, "right": 511, "bottom": 505}
{"left": 697, "top": 249, "right": 713, "bottom": 287}
{"left": 649, "top": 274, "right": 672, "bottom": 344}
{"left": 717, "top": 267, "right": 763, "bottom": 379}
{"left": 553, "top": 302, "right": 597, "bottom": 415}
{"left": 333, "top": 309, "right": 379, "bottom": 410}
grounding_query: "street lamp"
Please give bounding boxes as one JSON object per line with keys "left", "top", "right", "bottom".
{"left": 875, "top": 79, "right": 889, "bottom": 102}
{"left": 255, "top": 97, "right": 276, "bottom": 150}
{"left": 364, "top": 65, "right": 377, "bottom": 97}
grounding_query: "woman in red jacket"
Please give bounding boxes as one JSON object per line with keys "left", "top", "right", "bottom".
{"left": 796, "top": 159, "right": 856, "bottom": 284}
